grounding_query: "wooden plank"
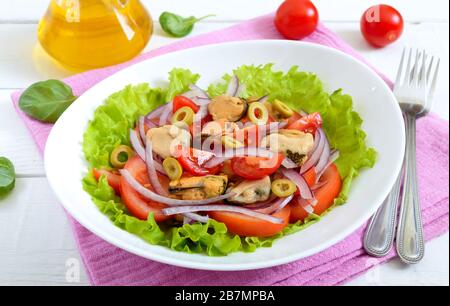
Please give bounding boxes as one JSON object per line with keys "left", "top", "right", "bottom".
{"left": 0, "top": 0, "right": 448, "bottom": 23}
{"left": 0, "top": 177, "right": 89, "bottom": 285}
{"left": 0, "top": 90, "right": 45, "bottom": 176}
{"left": 347, "top": 233, "right": 449, "bottom": 286}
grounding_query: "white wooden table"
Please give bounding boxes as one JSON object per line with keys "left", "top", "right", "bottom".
{"left": 0, "top": 0, "right": 448, "bottom": 286}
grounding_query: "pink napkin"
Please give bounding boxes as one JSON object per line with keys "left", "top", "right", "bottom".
{"left": 12, "top": 14, "right": 449, "bottom": 286}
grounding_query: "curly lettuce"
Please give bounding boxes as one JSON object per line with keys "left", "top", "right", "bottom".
{"left": 82, "top": 65, "right": 376, "bottom": 256}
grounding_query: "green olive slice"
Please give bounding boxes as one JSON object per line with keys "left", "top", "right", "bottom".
{"left": 110, "top": 145, "right": 135, "bottom": 168}
{"left": 247, "top": 102, "right": 269, "bottom": 125}
{"left": 271, "top": 179, "right": 297, "bottom": 197}
{"left": 171, "top": 106, "right": 195, "bottom": 126}
{"left": 163, "top": 157, "right": 183, "bottom": 181}
{"left": 272, "top": 99, "right": 294, "bottom": 118}
{"left": 221, "top": 135, "right": 245, "bottom": 149}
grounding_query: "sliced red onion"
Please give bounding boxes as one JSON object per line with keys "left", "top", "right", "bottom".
{"left": 197, "top": 105, "right": 209, "bottom": 120}
{"left": 244, "top": 194, "right": 277, "bottom": 209}
{"left": 159, "top": 102, "right": 173, "bottom": 126}
{"left": 311, "top": 180, "right": 328, "bottom": 191}
{"left": 192, "top": 97, "right": 211, "bottom": 106}
{"left": 277, "top": 121, "right": 288, "bottom": 129}
{"left": 257, "top": 95, "right": 269, "bottom": 103}
{"left": 183, "top": 215, "right": 192, "bottom": 225}
{"left": 281, "top": 157, "right": 298, "bottom": 169}
{"left": 183, "top": 84, "right": 211, "bottom": 106}
{"left": 203, "top": 147, "right": 274, "bottom": 168}
{"left": 120, "top": 169, "right": 235, "bottom": 206}
{"left": 254, "top": 195, "right": 294, "bottom": 214}
{"left": 281, "top": 168, "right": 314, "bottom": 200}
{"left": 235, "top": 82, "right": 246, "bottom": 97}
{"left": 145, "top": 140, "right": 167, "bottom": 196}
{"left": 162, "top": 205, "right": 283, "bottom": 224}
{"left": 316, "top": 150, "right": 340, "bottom": 183}
{"left": 129, "top": 129, "right": 145, "bottom": 161}
{"left": 226, "top": 75, "right": 239, "bottom": 96}
{"left": 203, "top": 156, "right": 228, "bottom": 168}
{"left": 183, "top": 212, "right": 209, "bottom": 224}
{"left": 138, "top": 116, "right": 146, "bottom": 144}
{"left": 153, "top": 159, "right": 166, "bottom": 174}
{"left": 315, "top": 130, "right": 331, "bottom": 175}
{"left": 144, "top": 117, "right": 157, "bottom": 129}
{"left": 300, "top": 129, "right": 325, "bottom": 174}
{"left": 220, "top": 147, "right": 274, "bottom": 158}
{"left": 303, "top": 204, "right": 314, "bottom": 214}
{"left": 146, "top": 104, "right": 166, "bottom": 120}
{"left": 297, "top": 198, "right": 317, "bottom": 213}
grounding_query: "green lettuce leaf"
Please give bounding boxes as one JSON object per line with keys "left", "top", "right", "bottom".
{"left": 82, "top": 65, "right": 376, "bottom": 256}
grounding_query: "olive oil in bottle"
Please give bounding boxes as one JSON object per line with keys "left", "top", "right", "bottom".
{"left": 38, "top": 0, "right": 152, "bottom": 70}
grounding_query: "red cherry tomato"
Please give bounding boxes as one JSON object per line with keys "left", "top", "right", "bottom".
{"left": 286, "top": 112, "right": 323, "bottom": 134}
{"left": 274, "top": 0, "right": 319, "bottom": 40}
{"left": 173, "top": 95, "right": 200, "bottom": 113}
{"left": 231, "top": 153, "right": 284, "bottom": 180}
{"left": 360, "top": 4, "right": 404, "bottom": 48}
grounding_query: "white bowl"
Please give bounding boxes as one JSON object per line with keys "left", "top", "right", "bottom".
{"left": 45, "top": 40, "right": 405, "bottom": 271}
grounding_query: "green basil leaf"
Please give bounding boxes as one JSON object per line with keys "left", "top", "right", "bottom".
{"left": 159, "top": 12, "right": 214, "bottom": 38}
{"left": 0, "top": 157, "right": 15, "bottom": 197}
{"left": 19, "top": 79, "right": 77, "bottom": 123}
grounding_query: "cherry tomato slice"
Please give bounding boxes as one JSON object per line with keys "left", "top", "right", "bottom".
{"left": 177, "top": 146, "right": 222, "bottom": 176}
{"left": 231, "top": 153, "right": 284, "bottom": 180}
{"left": 286, "top": 112, "right": 323, "bottom": 134}
{"left": 173, "top": 95, "right": 200, "bottom": 113}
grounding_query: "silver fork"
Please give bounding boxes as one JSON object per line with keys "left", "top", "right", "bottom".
{"left": 364, "top": 48, "right": 440, "bottom": 263}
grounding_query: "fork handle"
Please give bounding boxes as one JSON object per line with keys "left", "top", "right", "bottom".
{"left": 364, "top": 166, "right": 402, "bottom": 257}
{"left": 396, "top": 113, "right": 425, "bottom": 264}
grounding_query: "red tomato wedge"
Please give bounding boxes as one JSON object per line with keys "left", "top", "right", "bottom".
{"left": 290, "top": 163, "right": 342, "bottom": 222}
{"left": 231, "top": 153, "right": 284, "bottom": 180}
{"left": 93, "top": 168, "right": 121, "bottom": 194}
{"left": 286, "top": 112, "right": 323, "bottom": 134}
{"left": 120, "top": 156, "right": 171, "bottom": 221}
{"left": 293, "top": 167, "right": 317, "bottom": 196}
{"left": 173, "top": 95, "right": 200, "bottom": 113}
{"left": 177, "top": 146, "right": 221, "bottom": 176}
{"left": 209, "top": 206, "right": 291, "bottom": 237}
{"left": 303, "top": 167, "right": 317, "bottom": 186}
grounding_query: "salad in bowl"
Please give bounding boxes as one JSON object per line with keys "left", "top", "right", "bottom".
{"left": 83, "top": 64, "right": 376, "bottom": 256}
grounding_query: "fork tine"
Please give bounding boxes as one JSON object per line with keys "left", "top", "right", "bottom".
{"left": 412, "top": 49, "right": 421, "bottom": 87}
{"left": 403, "top": 48, "right": 413, "bottom": 85}
{"left": 419, "top": 51, "right": 427, "bottom": 88}
{"left": 395, "top": 47, "right": 407, "bottom": 86}
{"left": 429, "top": 57, "right": 440, "bottom": 99}
{"left": 426, "top": 56, "right": 435, "bottom": 84}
